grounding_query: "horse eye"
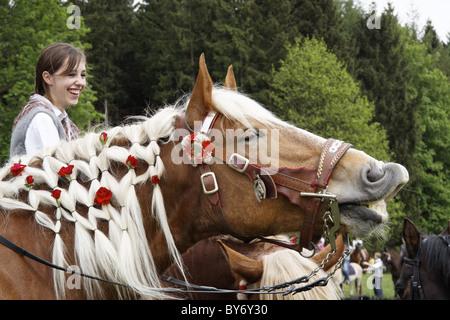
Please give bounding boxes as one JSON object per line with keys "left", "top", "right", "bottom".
{"left": 244, "top": 128, "right": 259, "bottom": 142}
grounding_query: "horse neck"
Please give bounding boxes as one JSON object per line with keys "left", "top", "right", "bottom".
{"left": 391, "top": 251, "right": 402, "bottom": 267}
{"left": 419, "top": 236, "right": 450, "bottom": 299}
{"left": 145, "top": 143, "right": 227, "bottom": 273}
{"left": 419, "top": 257, "right": 450, "bottom": 299}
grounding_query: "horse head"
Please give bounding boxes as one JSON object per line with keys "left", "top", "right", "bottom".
{"left": 172, "top": 54, "right": 408, "bottom": 249}
{"left": 396, "top": 218, "right": 450, "bottom": 300}
{"left": 217, "top": 235, "right": 344, "bottom": 300}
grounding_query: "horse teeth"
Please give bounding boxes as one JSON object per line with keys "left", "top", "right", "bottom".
{"left": 368, "top": 200, "right": 387, "bottom": 216}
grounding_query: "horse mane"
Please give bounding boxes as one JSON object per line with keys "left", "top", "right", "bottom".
{"left": 0, "top": 106, "right": 184, "bottom": 299}
{"left": 422, "top": 234, "right": 450, "bottom": 288}
{"left": 258, "top": 249, "right": 343, "bottom": 300}
{"left": 209, "top": 87, "right": 287, "bottom": 128}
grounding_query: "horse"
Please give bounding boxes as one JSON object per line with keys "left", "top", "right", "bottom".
{"left": 350, "top": 242, "right": 370, "bottom": 268}
{"left": 0, "top": 54, "right": 409, "bottom": 299}
{"left": 381, "top": 248, "right": 402, "bottom": 285}
{"left": 395, "top": 218, "right": 450, "bottom": 300}
{"left": 332, "top": 261, "right": 363, "bottom": 296}
{"left": 163, "top": 234, "right": 345, "bottom": 300}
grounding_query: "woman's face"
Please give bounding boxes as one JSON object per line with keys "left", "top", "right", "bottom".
{"left": 43, "top": 58, "right": 86, "bottom": 111}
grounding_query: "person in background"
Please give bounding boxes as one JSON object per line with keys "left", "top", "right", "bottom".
{"left": 364, "top": 252, "right": 384, "bottom": 297}
{"left": 10, "top": 43, "right": 84, "bottom": 157}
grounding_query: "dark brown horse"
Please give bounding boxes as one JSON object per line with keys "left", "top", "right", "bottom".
{"left": 350, "top": 242, "right": 370, "bottom": 268}
{"left": 163, "top": 235, "right": 345, "bottom": 300}
{"left": 0, "top": 55, "right": 409, "bottom": 299}
{"left": 396, "top": 218, "right": 450, "bottom": 300}
{"left": 381, "top": 248, "right": 402, "bottom": 285}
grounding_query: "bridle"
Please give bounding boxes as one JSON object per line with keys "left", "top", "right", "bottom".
{"left": 401, "top": 244, "right": 424, "bottom": 300}
{"left": 184, "top": 110, "right": 353, "bottom": 254}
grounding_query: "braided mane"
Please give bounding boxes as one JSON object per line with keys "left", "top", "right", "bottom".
{"left": 0, "top": 86, "right": 296, "bottom": 299}
{"left": 0, "top": 106, "right": 184, "bottom": 299}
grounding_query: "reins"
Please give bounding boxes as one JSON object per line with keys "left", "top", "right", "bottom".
{"left": 0, "top": 232, "right": 348, "bottom": 297}
{"left": 0, "top": 234, "right": 130, "bottom": 289}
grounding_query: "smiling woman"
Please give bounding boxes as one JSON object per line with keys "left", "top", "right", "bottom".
{"left": 10, "top": 43, "right": 84, "bottom": 158}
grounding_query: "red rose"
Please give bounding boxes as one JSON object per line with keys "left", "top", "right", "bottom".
{"left": 51, "top": 189, "right": 61, "bottom": 200}
{"left": 10, "top": 162, "right": 26, "bottom": 176}
{"left": 100, "top": 132, "right": 108, "bottom": 146}
{"left": 58, "top": 165, "right": 74, "bottom": 179}
{"left": 26, "top": 175, "right": 34, "bottom": 185}
{"left": 126, "top": 155, "right": 138, "bottom": 169}
{"left": 25, "top": 175, "right": 35, "bottom": 189}
{"left": 94, "top": 187, "right": 112, "bottom": 205}
{"left": 151, "top": 175, "right": 160, "bottom": 185}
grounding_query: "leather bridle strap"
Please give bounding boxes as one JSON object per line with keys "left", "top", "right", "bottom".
{"left": 403, "top": 245, "right": 424, "bottom": 300}
{"left": 224, "top": 139, "right": 352, "bottom": 248}
{"left": 299, "top": 139, "right": 353, "bottom": 248}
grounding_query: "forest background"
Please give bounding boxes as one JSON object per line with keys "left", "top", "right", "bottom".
{"left": 1, "top": 0, "right": 449, "bottom": 252}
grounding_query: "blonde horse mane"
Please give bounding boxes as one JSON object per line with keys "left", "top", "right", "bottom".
{"left": 259, "top": 249, "right": 343, "bottom": 300}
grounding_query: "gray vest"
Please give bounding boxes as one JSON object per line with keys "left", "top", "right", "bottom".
{"left": 10, "top": 106, "right": 66, "bottom": 158}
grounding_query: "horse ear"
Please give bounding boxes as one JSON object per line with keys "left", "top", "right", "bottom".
{"left": 224, "top": 65, "right": 237, "bottom": 91}
{"left": 440, "top": 220, "right": 450, "bottom": 236}
{"left": 311, "top": 234, "right": 344, "bottom": 271}
{"left": 402, "top": 218, "right": 421, "bottom": 258}
{"left": 185, "top": 53, "right": 214, "bottom": 129}
{"left": 217, "top": 240, "right": 263, "bottom": 284}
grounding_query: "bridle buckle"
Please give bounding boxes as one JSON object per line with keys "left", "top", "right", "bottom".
{"left": 200, "top": 172, "right": 219, "bottom": 195}
{"left": 227, "top": 153, "right": 250, "bottom": 173}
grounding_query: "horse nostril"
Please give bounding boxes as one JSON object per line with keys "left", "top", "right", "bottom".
{"left": 366, "top": 164, "right": 385, "bottom": 182}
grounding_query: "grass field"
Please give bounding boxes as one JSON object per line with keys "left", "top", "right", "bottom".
{"left": 342, "top": 272, "right": 397, "bottom": 299}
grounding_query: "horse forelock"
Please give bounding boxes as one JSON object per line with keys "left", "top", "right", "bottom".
{"left": 0, "top": 106, "right": 185, "bottom": 299}
{"left": 210, "top": 87, "right": 288, "bottom": 128}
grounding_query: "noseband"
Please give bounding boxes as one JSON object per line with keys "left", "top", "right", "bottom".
{"left": 184, "top": 111, "right": 353, "bottom": 252}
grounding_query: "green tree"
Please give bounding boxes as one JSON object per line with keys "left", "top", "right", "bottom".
{"left": 403, "top": 39, "right": 450, "bottom": 233}
{"left": 237, "top": 0, "right": 347, "bottom": 106}
{"left": 0, "top": 0, "right": 101, "bottom": 163}
{"left": 74, "top": 0, "right": 142, "bottom": 125}
{"left": 270, "top": 36, "right": 412, "bottom": 249}
{"left": 347, "top": 5, "right": 424, "bottom": 235}
{"left": 270, "top": 37, "right": 390, "bottom": 160}
{"left": 290, "top": 0, "right": 344, "bottom": 55}
{"left": 351, "top": 5, "right": 419, "bottom": 167}
{"left": 421, "top": 20, "right": 441, "bottom": 53}
{"left": 136, "top": 0, "right": 237, "bottom": 111}
{"left": 134, "top": 0, "right": 348, "bottom": 110}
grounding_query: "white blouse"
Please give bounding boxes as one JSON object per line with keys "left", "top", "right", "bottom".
{"left": 24, "top": 104, "right": 70, "bottom": 155}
